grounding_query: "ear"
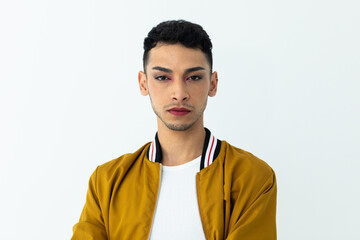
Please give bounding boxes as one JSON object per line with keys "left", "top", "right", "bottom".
{"left": 138, "top": 71, "right": 149, "bottom": 96}
{"left": 208, "top": 71, "right": 218, "bottom": 97}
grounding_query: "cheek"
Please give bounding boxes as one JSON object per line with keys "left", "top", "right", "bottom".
{"left": 191, "top": 84, "right": 210, "bottom": 98}
{"left": 148, "top": 84, "right": 165, "bottom": 103}
{"left": 147, "top": 81, "right": 160, "bottom": 95}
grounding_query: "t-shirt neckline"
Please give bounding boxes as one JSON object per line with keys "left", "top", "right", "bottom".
{"left": 161, "top": 156, "right": 201, "bottom": 172}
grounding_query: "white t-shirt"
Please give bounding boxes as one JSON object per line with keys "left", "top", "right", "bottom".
{"left": 148, "top": 156, "right": 206, "bottom": 240}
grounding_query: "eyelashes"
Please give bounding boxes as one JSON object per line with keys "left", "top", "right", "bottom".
{"left": 153, "top": 75, "right": 202, "bottom": 81}
{"left": 186, "top": 75, "right": 202, "bottom": 81}
{"left": 154, "top": 75, "right": 171, "bottom": 81}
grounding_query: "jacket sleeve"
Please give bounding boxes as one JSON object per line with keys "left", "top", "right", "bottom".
{"left": 72, "top": 167, "right": 108, "bottom": 240}
{"left": 226, "top": 170, "right": 277, "bottom": 240}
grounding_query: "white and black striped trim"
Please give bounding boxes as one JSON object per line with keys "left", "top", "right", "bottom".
{"left": 146, "top": 128, "right": 221, "bottom": 171}
{"left": 200, "top": 128, "right": 222, "bottom": 170}
{"left": 147, "top": 133, "right": 162, "bottom": 163}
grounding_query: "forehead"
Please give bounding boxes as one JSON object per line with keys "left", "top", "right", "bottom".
{"left": 146, "top": 43, "right": 209, "bottom": 71}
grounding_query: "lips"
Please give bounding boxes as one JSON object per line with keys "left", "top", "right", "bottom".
{"left": 167, "top": 107, "right": 191, "bottom": 116}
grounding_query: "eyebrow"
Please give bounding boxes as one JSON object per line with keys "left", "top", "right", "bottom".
{"left": 152, "top": 66, "right": 206, "bottom": 74}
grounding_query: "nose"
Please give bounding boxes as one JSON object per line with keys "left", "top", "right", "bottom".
{"left": 171, "top": 78, "right": 189, "bottom": 102}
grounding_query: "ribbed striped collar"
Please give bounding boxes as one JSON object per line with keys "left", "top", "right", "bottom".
{"left": 146, "top": 128, "right": 222, "bottom": 171}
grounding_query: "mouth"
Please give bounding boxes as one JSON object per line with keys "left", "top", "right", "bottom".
{"left": 167, "top": 107, "right": 191, "bottom": 116}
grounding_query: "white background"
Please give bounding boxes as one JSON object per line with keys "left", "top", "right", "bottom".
{"left": 1, "top": 0, "right": 359, "bottom": 239}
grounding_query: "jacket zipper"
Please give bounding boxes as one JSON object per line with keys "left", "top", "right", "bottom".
{"left": 146, "top": 164, "right": 162, "bottom": 240}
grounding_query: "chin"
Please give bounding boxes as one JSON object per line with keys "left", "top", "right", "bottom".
{"left": 163, "top": 121, "right": 197, "bottom": 131}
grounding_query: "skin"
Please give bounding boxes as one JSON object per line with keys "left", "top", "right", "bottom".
{"left": 138, "top": 43, "right": 218, "bottom": 166}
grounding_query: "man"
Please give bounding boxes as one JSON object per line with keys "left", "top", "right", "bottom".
{"left": 72, "top": 20, "right": 277, "bottom": 240}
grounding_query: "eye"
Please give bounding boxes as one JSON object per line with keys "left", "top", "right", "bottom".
{"left": 186, "top": 75, "right": 202, "bottom": 81}
{"left": 154, "top": 75, "right": 170, "bottom": 81}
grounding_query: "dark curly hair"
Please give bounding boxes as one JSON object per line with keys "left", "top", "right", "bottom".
{"left": 143, "top": 20, "right": 213, "bottom": 73}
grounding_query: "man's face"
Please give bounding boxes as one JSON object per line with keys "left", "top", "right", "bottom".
{"left": 138, "top": 43, "right": 218, "bottom": 131}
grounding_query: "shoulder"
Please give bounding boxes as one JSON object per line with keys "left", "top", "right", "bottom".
{"left": 220, "top": 140, "right": 276, "bottom": 194}
{"left": 93, "top": 142, "right": 151, "bottom": 183}
{"left": 221, "top": 140, "right": 274, "bottom": 175}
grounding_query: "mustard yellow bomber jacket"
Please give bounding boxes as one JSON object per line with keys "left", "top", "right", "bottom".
{"left": 72, "top": 129, "right": 277, "bottom": 240}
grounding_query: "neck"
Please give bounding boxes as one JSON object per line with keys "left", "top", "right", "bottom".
{"left": 157, "top": 119, "right": 205, "bottom": 166}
